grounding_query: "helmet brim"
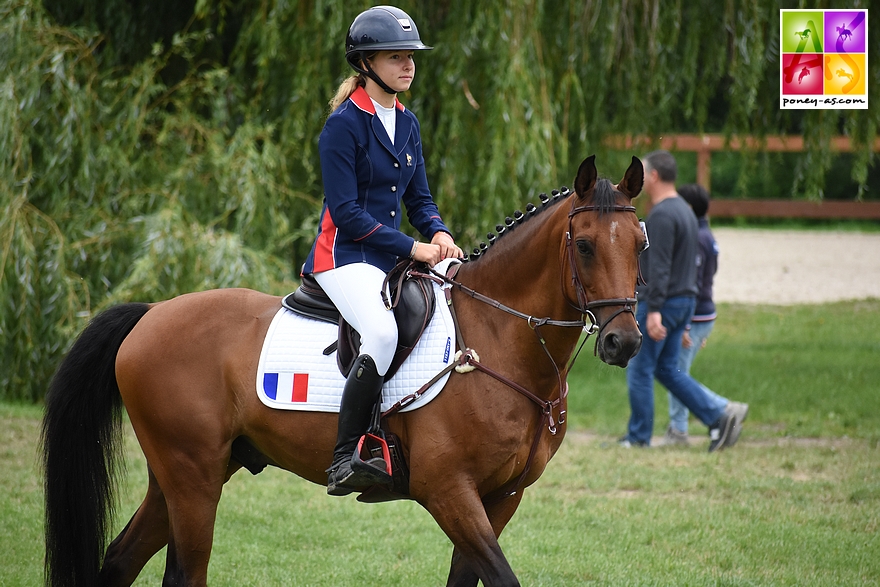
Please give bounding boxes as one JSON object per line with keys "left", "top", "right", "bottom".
{"left": 347, "top": 42, "right": 433, "bottom": 53}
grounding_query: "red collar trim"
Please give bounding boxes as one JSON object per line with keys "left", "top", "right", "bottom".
{"left": 349, "top": 86, "right": 405, "bottom": 114}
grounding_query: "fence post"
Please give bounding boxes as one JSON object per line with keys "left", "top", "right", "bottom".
{"left": 697, "top": 147, "right": 711, "bottom": 191}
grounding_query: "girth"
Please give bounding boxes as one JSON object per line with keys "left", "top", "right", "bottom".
{"left": 282, "top": 261, "right": 437, "bottom": 381}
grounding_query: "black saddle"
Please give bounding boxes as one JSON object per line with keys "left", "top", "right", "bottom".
{"left": 282, "top": 261, "right": 436, "bottom": 381}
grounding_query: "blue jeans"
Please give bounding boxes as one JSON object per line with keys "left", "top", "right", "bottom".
{"left": 625, "top": 297, "right": 725, "bottom": 445}
{"left": 669, "top": 320, "right": 728, "bottom": 434}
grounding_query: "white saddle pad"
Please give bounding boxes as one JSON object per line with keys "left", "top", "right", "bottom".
{"left": 256, "top": 260, "right": 459, "bottom": 413}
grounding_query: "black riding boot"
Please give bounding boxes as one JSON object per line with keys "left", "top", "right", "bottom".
{"left": 326, "top": 354, "right": 388, "bottom": 496}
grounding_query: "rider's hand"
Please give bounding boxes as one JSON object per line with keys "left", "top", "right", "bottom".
{"left": 412, "top": 242, "right": 442, "bottom": 266}
{"left": 430, "top": 232, "right": 464, "bottom": 261}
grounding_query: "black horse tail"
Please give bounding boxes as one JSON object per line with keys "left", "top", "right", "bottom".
{"left": 41, "top": 303, "right": 151, "bottom": 587}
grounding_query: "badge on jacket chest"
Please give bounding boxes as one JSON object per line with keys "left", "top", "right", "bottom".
{"left": 406, "top": 153, "right": 412, "bottom": 167}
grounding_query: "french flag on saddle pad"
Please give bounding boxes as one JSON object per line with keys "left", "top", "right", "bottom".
{"left": 262, "top": 372, "right": 309, "bottom": 403}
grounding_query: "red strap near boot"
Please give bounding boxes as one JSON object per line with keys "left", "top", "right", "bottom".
{"left": 355, "top": 433, "right": 392, "bottom": 476}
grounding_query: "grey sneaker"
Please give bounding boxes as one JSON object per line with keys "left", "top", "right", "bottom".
{"left": 723, "top": 402, "right": 749, "bottom": 448}
{"left": 658, "top": 424, "right": 690, "bottom": 447}
{"left": 707, "top": 410, "right": 736, "bottom": 453}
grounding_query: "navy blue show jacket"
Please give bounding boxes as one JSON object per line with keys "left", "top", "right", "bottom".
{"left": 302, "top": 86, "right": 451, "bottom": 275}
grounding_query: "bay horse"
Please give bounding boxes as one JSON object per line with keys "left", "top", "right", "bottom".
{"left": 42, "top": 155, "right": 645, "bottom": 587}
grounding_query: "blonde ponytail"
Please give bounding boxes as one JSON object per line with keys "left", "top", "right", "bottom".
{"left": 329, "top": 75, "right": 366, "bottom": 113}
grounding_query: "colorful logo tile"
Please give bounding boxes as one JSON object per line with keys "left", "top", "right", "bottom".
{"left": 824, "top": 53, "right": 866, "bottom": 96}
{"left": 781, "top": 10, "right": 824, "bottom": 53}
{"left": 782, "top": 53, "right": 823, "bottom": 95}
{"left": 780, "top": 9, "right": 868, "bottom": 110}
{"left": 824, "top": 11, "right": 866, "bottom": 53}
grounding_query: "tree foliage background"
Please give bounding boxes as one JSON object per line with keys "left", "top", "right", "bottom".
{"left": 1, "top": 0, "right": 877, "bottom": 401}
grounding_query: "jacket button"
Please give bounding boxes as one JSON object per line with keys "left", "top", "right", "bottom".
{"left": 390, "top": 211, "right": 396, "bottom": 217}
{"left": 394, "top": 162, "right": 400, "bottom": 168}
{"left": 391, "top": 186, "right": 397, "bottom": 192}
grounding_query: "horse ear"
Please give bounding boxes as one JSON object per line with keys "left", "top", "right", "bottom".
{"left": 574, "top": 155, "right": 598, "bottom": 199}
{"left": 617, "top": 156, "right": 644, "bottom": 200}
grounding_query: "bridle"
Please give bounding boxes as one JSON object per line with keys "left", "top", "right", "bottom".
{"left": 565, "top": 202, "right": 640, "bottom": 340}
{"left": 427, "top": 200, "right": 640, "bottom": 338}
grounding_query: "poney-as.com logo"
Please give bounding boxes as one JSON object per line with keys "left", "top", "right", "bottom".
{"left": 780, "top": 9, "right": 868, "bottom": 109}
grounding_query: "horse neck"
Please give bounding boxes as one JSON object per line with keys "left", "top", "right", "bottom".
{"left": 453, "top": 201, "right": 584, "bottom": 372}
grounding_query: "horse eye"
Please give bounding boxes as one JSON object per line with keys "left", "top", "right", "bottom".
{"left": 576, "top": 240, "right": 594, "bottom": 257}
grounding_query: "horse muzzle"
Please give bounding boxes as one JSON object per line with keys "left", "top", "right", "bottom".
{"left": 596, "top": 327, "right": 642, "bottom": 367}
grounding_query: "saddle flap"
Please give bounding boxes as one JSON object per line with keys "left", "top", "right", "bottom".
{"left": 336, "top": 265, "right": 436, "bottom": 381}
{"left": 394, "top": 276, "right": 435, "bottom": 347}
{"left": 385, "top": 276, "right": 435, "bottom": 376}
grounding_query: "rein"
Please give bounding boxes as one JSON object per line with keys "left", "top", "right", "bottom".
{"left": 383, "top": 199, "right": 640, "bottom": 501}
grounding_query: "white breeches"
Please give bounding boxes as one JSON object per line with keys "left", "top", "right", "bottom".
{"left": 313, "top": 263, "right": 398, "bottom": 376}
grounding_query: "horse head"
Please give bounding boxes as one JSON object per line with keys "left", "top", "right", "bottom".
{"left": 568, "top": 155, "right": 645, "bottom": 366}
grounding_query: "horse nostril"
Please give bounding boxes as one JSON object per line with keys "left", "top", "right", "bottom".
{"left": 604, "top": 333, "right": 620, "bottom": 356}
{"left": 599, "top": 329, "right": 642, "bottom": 367}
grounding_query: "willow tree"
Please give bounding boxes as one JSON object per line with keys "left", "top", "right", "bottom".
{"left": 1, "top": 0, "right": 877, "bottom": 400}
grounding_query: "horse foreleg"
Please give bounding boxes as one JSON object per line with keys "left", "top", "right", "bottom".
{"left": 447, "top": 547, "right": 480, "bottom": 587}
{"left": 426, "top": 487, "right": 524, "bottom": 587}
{"left": 446, "top": 491, "right": 526, "bottom": 587}
{"left": 98, "top": 465, "right": 169, "bottom": 587}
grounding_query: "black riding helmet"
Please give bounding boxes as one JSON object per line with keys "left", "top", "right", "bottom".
{"left": 345, "top": 6, "right": 432, "bottom": 94}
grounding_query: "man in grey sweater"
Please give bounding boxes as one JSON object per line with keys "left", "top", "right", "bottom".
{"left": 620, "top": 150, "right": 743, "bottom": 452}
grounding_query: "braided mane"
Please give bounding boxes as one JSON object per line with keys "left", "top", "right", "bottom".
{"left": 463, "top": 178, "right": 618, "bottom": 262}
{"left": 462, "top": 186, "right": 572, "bottom": 262}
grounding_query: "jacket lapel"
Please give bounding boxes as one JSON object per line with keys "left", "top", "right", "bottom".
{"left": 394, "top": 105, "right": 413, "bottom": 157}
{"left": 349, "top": 86, "right": 400, "bottom": 159}
{"left": 371, "top": 115, "right": 396, "bottom": 155}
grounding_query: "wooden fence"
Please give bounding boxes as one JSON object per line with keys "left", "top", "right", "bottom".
{"left": 604, "top": 134, "right": 880, "bottom": 219}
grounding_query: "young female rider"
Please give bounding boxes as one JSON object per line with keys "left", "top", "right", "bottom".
{"left": 301, "top": 6, "right": 463, "bottom": 496}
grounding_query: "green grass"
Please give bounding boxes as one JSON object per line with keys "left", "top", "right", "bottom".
{"left": 567, "top": 300, "right": 880, "bottom": 440}
{"left": 5, "top": 301, "right": 880, "bottom": 586}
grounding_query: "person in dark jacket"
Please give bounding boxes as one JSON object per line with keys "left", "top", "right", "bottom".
{"left": 661, "top": 184, "right": 749, "bottom": 447}
{"left": 620, "top": 151, "right": 745, "bottom": 452}
{"left": 302, "top": 6, "right": 462, "bottom": 495}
